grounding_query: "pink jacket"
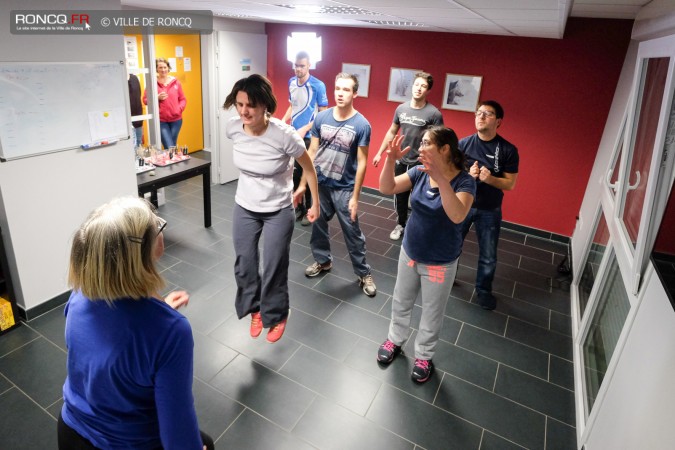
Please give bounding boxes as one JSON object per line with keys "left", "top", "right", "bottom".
{"left": 143, "top": 77, "right": 186, "bottom": 123}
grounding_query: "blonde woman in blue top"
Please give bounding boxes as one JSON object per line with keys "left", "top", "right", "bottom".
{"left": 59, "top": 197, "right": 212, "bottom": 450}
{"left": 377, "top": 126, "right": 476, "bottom": 383}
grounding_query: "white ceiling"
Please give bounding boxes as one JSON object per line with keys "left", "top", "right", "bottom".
{"left": 122, "top": 0, "right": 666, "bottom": 39}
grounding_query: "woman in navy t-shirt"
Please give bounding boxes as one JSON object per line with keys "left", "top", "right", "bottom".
{"left": 377, "top": 126, "right": 476, "bottom": 383}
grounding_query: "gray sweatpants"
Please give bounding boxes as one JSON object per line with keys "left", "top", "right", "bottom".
{"left": 388, "top": 247, "right": 458, "bottom": 360}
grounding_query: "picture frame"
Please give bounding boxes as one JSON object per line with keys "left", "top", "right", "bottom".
{"left": 387, "top": 67, "right": 422, "bottom": 103}
{"left": 442, "top": 73, "right": 483, "bottom": 112}
{"left": 342, "top": 63, "right": 371, "bottom": 98}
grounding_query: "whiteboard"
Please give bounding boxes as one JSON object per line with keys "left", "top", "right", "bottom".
{"left": 0, "top": 62, "right": 130, "bottom": 161}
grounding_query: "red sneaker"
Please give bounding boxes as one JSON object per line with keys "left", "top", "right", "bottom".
{"left": 250, "top": 312, "right": 263, "bottom": 338}
{"left": 266, "top": 314, "right": 289, "bottom": 343}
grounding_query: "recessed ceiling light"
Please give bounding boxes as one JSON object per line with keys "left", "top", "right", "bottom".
{"left": 362, "top": 20, "right": 428, "bottom": 27}
{"left": 214, "top": 11, "right": 255, "bottom": 19}
{"left": 276, "top": 4, "right": 379, "bottom": 15}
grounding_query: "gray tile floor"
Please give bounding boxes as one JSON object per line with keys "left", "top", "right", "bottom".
{"left": 0, "top": 160, "right": 575, "bottom": 449}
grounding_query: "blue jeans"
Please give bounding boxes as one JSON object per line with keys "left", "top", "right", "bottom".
{"left": 310, "top": 185, "right": 371, "bottom": 277}
{"left": 133, "top": 126, "right": 143, "bottom": 148}
{"left": 460, "top": 208, "right": 502, "bottom": 296}
{"left": 160, "top": 119, "right": 182, "bottom": 149}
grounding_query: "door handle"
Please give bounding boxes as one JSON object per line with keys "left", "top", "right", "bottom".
{"left": 627, "top": 170, "right": 641, "bottom": 191}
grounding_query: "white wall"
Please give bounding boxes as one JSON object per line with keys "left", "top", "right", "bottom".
{"left": 212, "top": 17, "right": 265, "bottom": 34}
{"left": 201, "top": 19, "right": 265, "bottom": 157}
{"left": 0, "top": 0, "right": 137, "bottom": 316}
{"left": 570, "top": 11, "right": 675, "bottom": 450}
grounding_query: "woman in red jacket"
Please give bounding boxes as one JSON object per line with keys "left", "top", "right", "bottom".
{"left": 143, "top": 58, "right": 187, "bottom": 149}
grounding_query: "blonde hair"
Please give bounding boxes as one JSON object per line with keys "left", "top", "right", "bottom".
{"left": 68, "top": 197, "right": 164, "bottom": 302}
{"left": 155, "top": 57, "right": 171, "bottom": 71}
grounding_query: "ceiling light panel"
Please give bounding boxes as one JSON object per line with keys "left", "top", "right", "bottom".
{"left": 276, "top": 4, "right": 380, "bottom": 15}
{"left": 360, "top": 20, "right": 429, "bottom": 27}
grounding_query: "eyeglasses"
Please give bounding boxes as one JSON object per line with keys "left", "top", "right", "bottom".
{"left": 419, "top": 139, "right": 433, "bottom": 148}
{"left": 157, "top": 217, "right": 167, "bottom": 234}
{"left": 475, "top": 110, "right": 496, "bottom": 118}
{"left": 128, "top": 217, "right": 166, "bottom": 244}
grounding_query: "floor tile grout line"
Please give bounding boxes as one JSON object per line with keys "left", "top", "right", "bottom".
{"left": 454, "top": 321, "right": 464, "bottom": 346}
{"left": 455, "top": 324, "right": 573, "bottom": 381}
{"left": 211, "top": 407, "right": 247, "bottom": 446}
{"left": 378, "top": 376, "right": 515, "bottom": 441}
{"left": 492, "top": 363, "right": 500, "bottom": 393}
{"left": 441, "top": 372, "right": 574, "bottom": 435}
{"left": 452, "top": 372, "right": 576, "bottom": 428}
{"left": 0, "top": 333, "right": 44, "bottom": 359}
{"left": 2, "top": 381, "right": 59, "bottom": 422}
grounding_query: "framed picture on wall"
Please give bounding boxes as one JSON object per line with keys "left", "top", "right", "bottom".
{"left": 342, "top": 63, "right": 371, "bottom": 98}
{"left": 387, "top": 67, "right": 422, "bottom": 103}
{"left": 442, "top": 73, "right": 483, "bottom": 112}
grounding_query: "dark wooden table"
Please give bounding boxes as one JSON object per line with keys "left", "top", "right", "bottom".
{"left": 137, "top": 157, "right": 212, "bottom": 228}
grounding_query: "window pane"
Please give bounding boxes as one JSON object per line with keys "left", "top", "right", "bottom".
{"left": 583, "top": 253, "right": 630, "bottom": 416}
{"left": 622, "top": 57, "right": 670, "bottom": 245}
{"left": 579, "top": 212, "right": 610, "bottom": 317}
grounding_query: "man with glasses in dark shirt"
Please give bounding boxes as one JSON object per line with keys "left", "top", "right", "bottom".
{"left": 459, "top": 100, "right": 519, "bottom": 310}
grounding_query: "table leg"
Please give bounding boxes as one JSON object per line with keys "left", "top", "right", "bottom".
{"left": 150, "top": 190, "right": 158, "bottom": 208}
{"left": 203, "top": 170, "right": 211, "bottom": 228}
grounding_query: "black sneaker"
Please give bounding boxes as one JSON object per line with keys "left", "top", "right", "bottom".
{"left": 477, "top": 293, "right": 497, "bottom": 310}
{"left": 377, "top": 339, "right": 401, "bottom": 364}
{"left": 411, "top": 359, "right": 434, "bottom": 383}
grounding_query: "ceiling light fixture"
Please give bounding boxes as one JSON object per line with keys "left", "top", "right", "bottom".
{"left": 276, "top": 4, "right": 379, "bottom": 15}
{"left": 286, "top": 32, "right": 322, "bottom": 69}
{"left": 361, "top": 20, "right": 428, "bottom": 27}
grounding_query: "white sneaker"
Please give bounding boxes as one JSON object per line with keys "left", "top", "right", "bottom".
{"left": 389, "top": 224, "right": 404, "bottom": 240}
{"left": 359, "top": 274, "right": 377, "bottom": 297}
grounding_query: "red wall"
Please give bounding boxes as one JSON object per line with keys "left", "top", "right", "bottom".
{"left": 654, "top": 187, "right": 675, "bottom": 255}
{"left": 265, "top": 18, "right": 633, "bottom": 237}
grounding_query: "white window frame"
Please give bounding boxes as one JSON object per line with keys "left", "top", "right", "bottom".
{"left": 575, "top": 34, "right": 675, "bottom": 443}
{"left": 614, "top": 36, "right": 675, "bottom": 295}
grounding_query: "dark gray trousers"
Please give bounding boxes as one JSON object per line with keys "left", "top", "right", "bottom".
{"left": 232, "top": 203, "right": 294, "bottom": 327}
